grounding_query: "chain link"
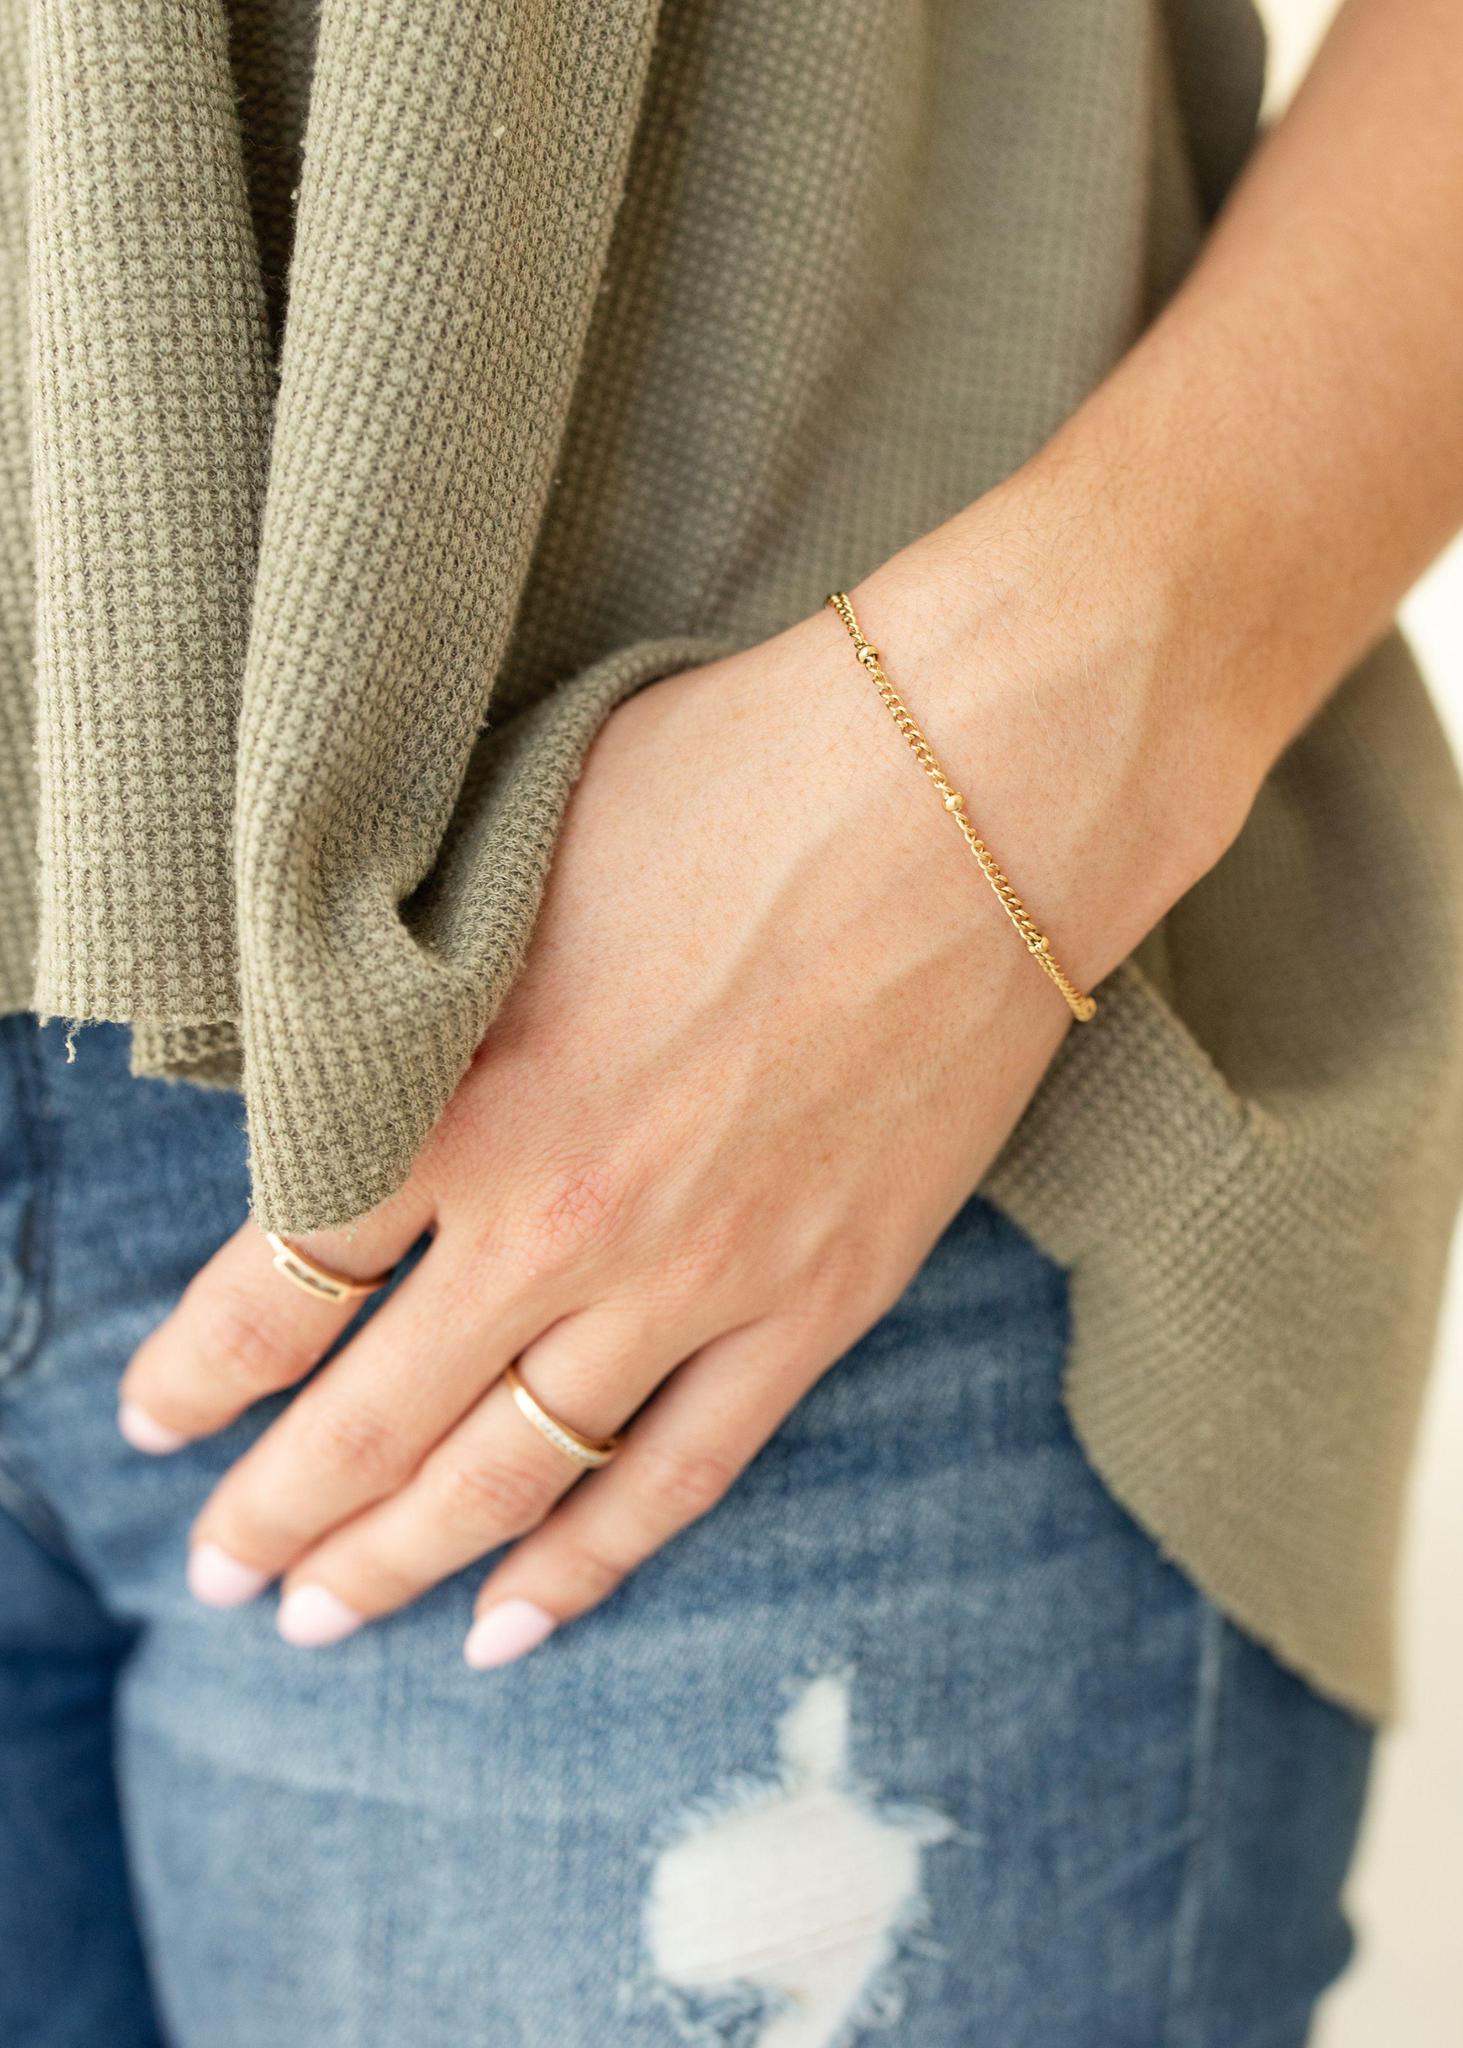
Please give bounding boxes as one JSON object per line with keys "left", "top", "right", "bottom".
{"left": 826, "top": 590, "right": 1096, "bottom": 1023}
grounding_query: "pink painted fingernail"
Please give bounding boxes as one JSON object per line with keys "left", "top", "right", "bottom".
{"left": 187, "top": 1542, "right": 270, "bottom": 1609}
{"left": 118, "top": 1401, "right": 189, "bottom": 1456}
{"left": 463, "top": 1599, "right": 557, "bottom": 1671}
{"left": 277, "top": 1584, "right": 366, "bottom": 1649}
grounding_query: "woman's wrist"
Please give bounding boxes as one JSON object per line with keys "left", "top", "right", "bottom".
{"left": 847, "top": 463, "right": 1266, "bottom": 994}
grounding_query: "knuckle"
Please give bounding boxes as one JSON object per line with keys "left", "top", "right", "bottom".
{"left": 432, "top": 1453, "right": 553, "bottom": 1539}
{"left": 207, "top": 1293, "right": 298, "bottom": 1399}
{"left": 634, "top": 1444, "right": 736, "bottom": 1524}
{"left": 553, "top": 1535, "right": 627, "bottom": 1606}
{"left": 801, "top": 1235, "right": 880, "bottom": 1324}
{"left": 431, "top": 1236, "right": 512, "bottom": 1327}
{"left": 515, "top": 1161, "right": 630, "bottom": 1274}
{"left": 299, "top": 1398, "right": 412, "bottom": 1491}
{"left": 661, "top": 1211, "right": 741, "bottom": 1301}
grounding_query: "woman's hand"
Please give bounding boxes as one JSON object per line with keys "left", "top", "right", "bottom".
{"left": 117, "top": 489, "right": 1240, "bottom": 1666}
{"left": 110, "top": 0, "right": 1463, "bottom": 1668}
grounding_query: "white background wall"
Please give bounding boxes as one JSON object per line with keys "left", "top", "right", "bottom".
{"left": 1252, "top": 6, "right": 1463, "bottom": 2042}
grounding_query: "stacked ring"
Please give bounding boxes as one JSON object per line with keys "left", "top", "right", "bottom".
{"left": 503, "top": 1363, "right": 621, "bottom": 1469}
{"left": 264, "top": 1231, "right": 395, "bottom": 1304}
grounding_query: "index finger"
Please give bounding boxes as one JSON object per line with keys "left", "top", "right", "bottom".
{"left": 117, "top": 1193, "right": 431, "bottom": 1450}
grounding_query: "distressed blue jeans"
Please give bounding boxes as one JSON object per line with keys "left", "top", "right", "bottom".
{"left": 0, "top": 1015, "right": 1372, "bottom": 2047}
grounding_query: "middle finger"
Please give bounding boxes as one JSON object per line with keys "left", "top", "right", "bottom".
{"left": 270, "top": 1304, "right": 696, "bottom": 1645}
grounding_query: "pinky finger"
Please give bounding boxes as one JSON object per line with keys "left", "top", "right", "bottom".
{"left": 462, "top": 1315, "right": 820, "bottom": 1670}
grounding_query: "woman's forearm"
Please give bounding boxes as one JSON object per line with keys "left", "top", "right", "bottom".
{"left": 907, "top": 0, "right": 1463, "bottom": 908}
{"left": 1078, "top": 0, "right": 1463, "bottom": 739}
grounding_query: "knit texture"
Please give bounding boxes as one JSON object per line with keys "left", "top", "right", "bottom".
{"left": 3, "top": 0, "right": 1461, "bottom": 1718}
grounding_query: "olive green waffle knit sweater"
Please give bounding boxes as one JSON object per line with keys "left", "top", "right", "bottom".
{"left": 3, "top": 0, "right": 1461, "bottom": 1718}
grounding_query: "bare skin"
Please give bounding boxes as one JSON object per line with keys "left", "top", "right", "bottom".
{"left": 120, "top": 0, "right": 1463, "bottom": 1664}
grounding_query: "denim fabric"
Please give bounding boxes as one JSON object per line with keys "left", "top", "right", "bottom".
{"left": 0, "top": 1014, "right": 1372, "bottom": 2048}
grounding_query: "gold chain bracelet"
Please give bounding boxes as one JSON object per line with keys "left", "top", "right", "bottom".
{"left": 825, "top": 590, "right": 1096, "bottom": 1023}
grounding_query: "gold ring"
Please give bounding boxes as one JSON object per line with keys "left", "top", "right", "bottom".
{"left": 264, "top": 1231, "right": 394, "bottom": 1304}
{"left": 503, "top": 1363, "right": 620, "bottom": 1469}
